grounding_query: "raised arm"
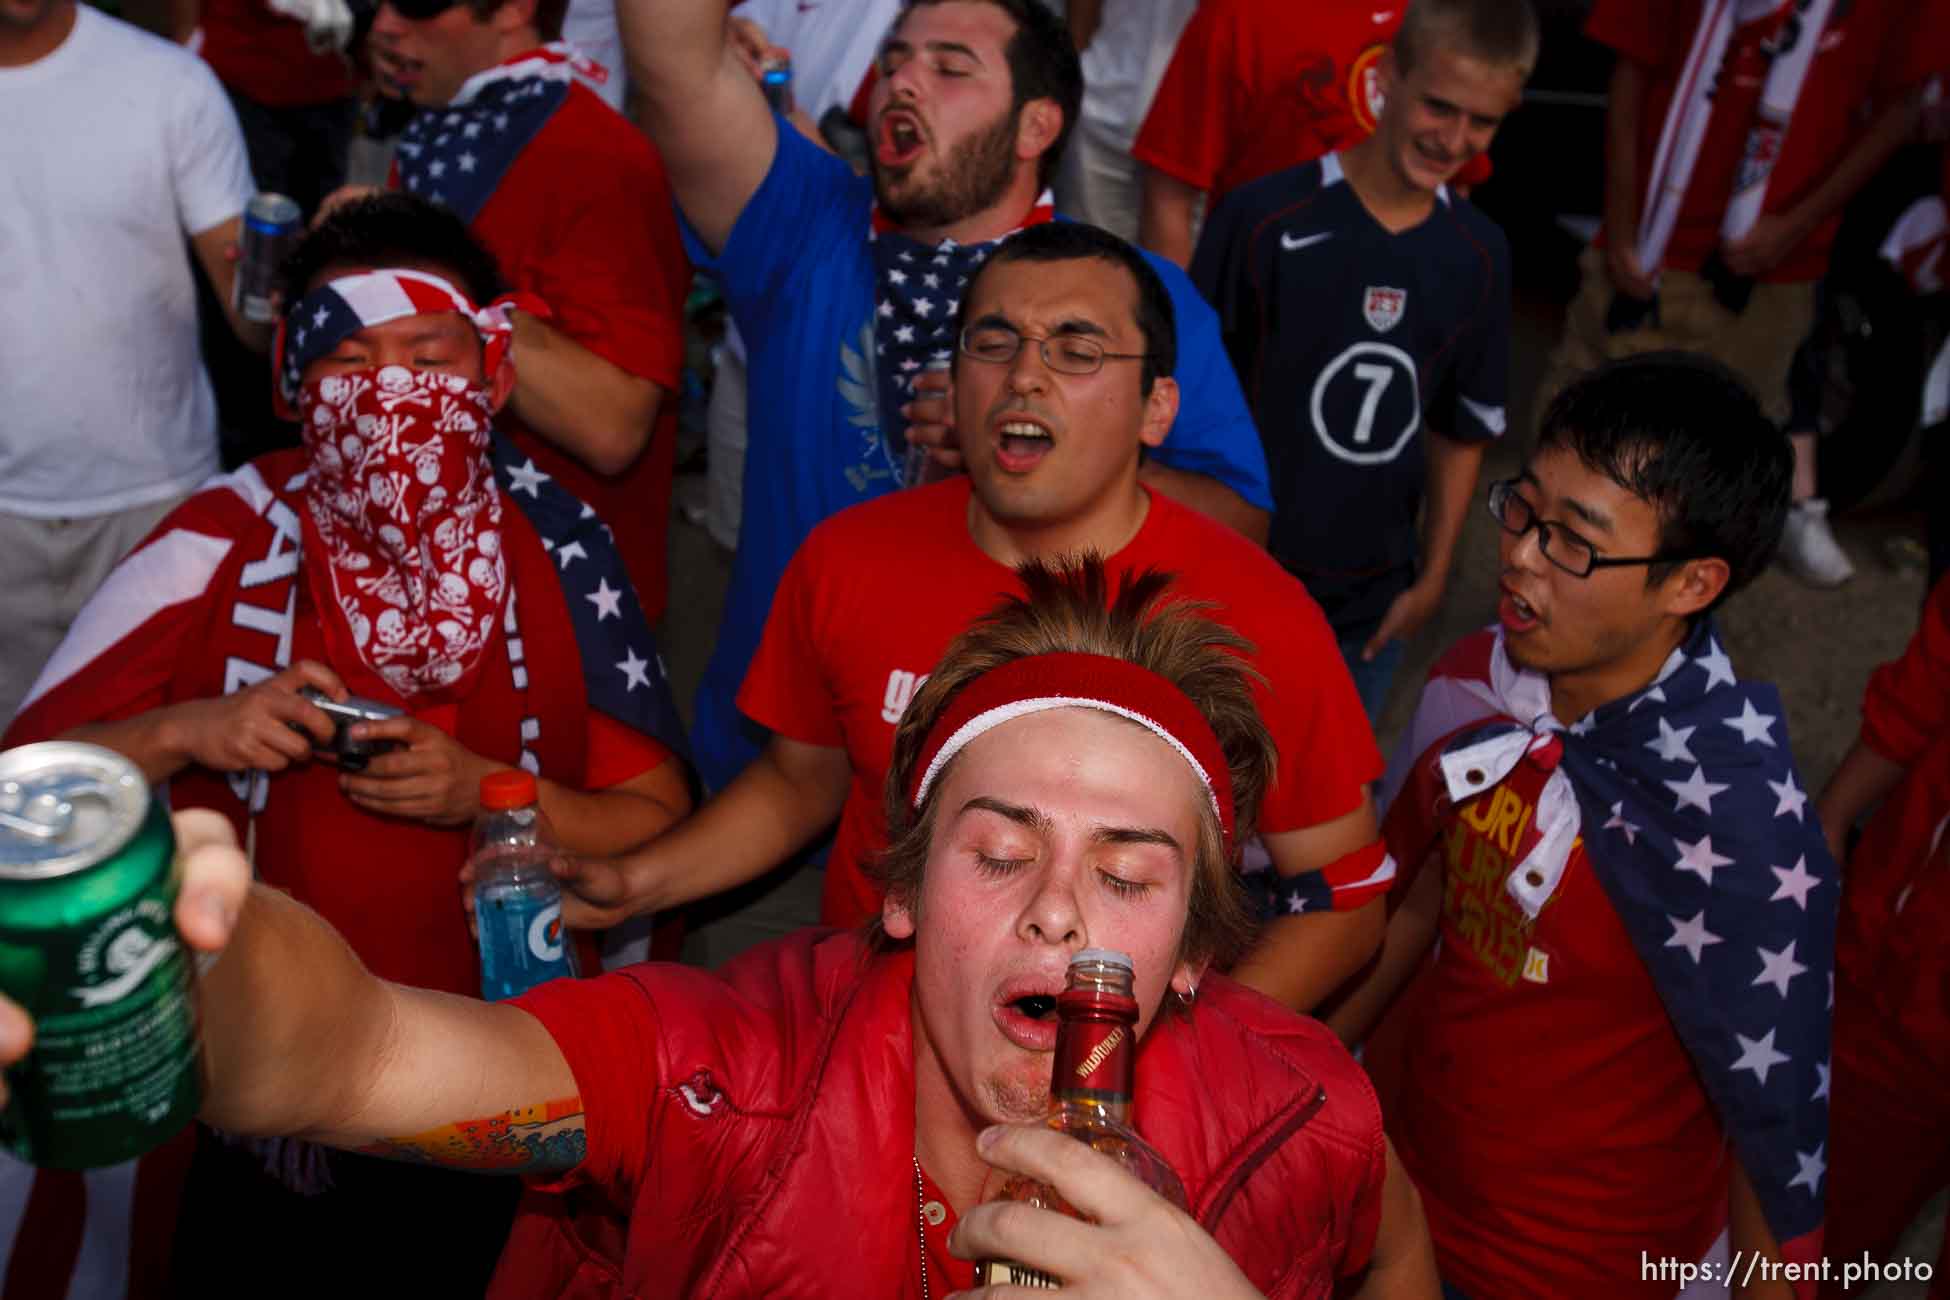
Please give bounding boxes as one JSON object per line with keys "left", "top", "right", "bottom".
{"left": 616, "top": 0, "right": 779, "bottom": 253}
{"left": 1228, "top": 801, "right": 1386, "bottom": 1014}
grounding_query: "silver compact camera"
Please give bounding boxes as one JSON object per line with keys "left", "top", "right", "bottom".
{"left": 296, "top": 686, "right": 404, "bottom": 771}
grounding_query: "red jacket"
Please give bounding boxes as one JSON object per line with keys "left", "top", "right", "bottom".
{"left": 1835, "top": 573, "right": 1950, "bottom": 1069}
{"left": 495, "top": 930, "right": 1388, "bottom": 1299}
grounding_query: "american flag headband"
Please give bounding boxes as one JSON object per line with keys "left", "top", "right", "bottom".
{"left": 274, "top": 268, "right": 539, "bottom": 415}
{"left": 909, "top": 652, "right": 1236, "bottom": 853}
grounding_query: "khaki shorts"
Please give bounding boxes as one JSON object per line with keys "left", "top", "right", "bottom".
{"left": 0, "top": 494, "right": 187, "bottom": 731}
{"left": 1535, "top": 246, "right": 1818, "bottom": 429}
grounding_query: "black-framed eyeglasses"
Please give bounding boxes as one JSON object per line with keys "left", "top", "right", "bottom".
{"left": 958, "top": 324, "right": 1155, "bottom": 376}
{"left": 1486, "top": 479, "right": 1700, "bottom": 578}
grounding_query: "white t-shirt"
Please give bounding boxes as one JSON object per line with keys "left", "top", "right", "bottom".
{"left": 1077, "top": 0, "right": 1197, "bottom": 150}
{"left": 732, "top": 0, "right": 900, "bottom": 120}
{"left": 0, "top": 5, "right": 253, "bottom": 518}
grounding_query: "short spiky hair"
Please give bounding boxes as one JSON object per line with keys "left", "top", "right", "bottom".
{"left": 1537, "top": 350, "right": 1792, "bottom": 612}
{"left": 1395, "top": 0, "right": 1541, "bottom": 79}
{"left": 871, "top": 556, "right": 1274, "bottom": 971}
{"left": 900, "top": 0, "right": 1082, "bottom": 192}
{"left": 278, "top": 193, "right": 504, "bottom": 307}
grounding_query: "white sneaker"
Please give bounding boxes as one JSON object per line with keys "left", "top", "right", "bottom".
{"left": 1778, "top": 498, "right": 1855, "bottom": 587}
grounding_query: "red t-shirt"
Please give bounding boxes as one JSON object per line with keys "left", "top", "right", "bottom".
{"left": 738, "top": 478, "right": 1383, "bottom": 928}
{"left": 197, "top": 0, "right": 354, "bottom": 107}
{"left": 1589, "top": 0, "right": 1928, "bottom": 282}
{"left": 468, "top": 82, "right": 691, "bottom": 624}
{"left": 1382, "top": 730, "right": 1728, "bottom": 1299}
{"left": 1132, "top": 0, "right": 1491, "bottom": 208}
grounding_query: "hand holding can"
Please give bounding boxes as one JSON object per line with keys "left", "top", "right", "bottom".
{"left": 234, "top": 193, "right": 303, "bottom": 325}
{"left": 903, "top": 355, "right": 958, "bottom": 488}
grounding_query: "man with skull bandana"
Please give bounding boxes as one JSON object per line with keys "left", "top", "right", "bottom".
{"left": 1, "top": 195, "right": 693, "bottom": 1296}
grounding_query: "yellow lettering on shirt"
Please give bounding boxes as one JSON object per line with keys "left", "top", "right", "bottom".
{"left": 1439, "top": 786, "right": 1556, "bottom": 987}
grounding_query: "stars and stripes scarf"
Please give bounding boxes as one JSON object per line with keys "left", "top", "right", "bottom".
{"left": 1414, "top": 620, "right": 1836, "bottom": 1287}
{"left": 394, "top": 44, "right": 593, "bottom": 222}
{"left": 867, "top": 192, "right": 1054, "bottom": 461}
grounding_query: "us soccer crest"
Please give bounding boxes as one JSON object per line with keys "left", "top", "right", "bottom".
{"left": 1364, "top": 286, "right": 1406, "bottom": 333}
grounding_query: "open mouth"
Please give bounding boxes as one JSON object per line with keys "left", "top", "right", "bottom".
{"left": 1499, "top": 588, "right": 1541, "bottom": 633}
{"left": 994, "top": 985, "right": 1061, "bottom": 1051}
{"left": 995, "top": 419, "right": 1053, "bottom": 472}
{"left": 877, "top": 112, "right": 927, "bottom": 167}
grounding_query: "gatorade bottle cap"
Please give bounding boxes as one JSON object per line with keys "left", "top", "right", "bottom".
{"left": 479, "top": 769, "right": 538, "bottom": 810}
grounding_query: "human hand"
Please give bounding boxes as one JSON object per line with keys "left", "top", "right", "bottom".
{"left": 0, "top": 809, "right": 251, "bottom": 1106}
{"left": 1363, "top": 580, "right": 1443, "bottom": 662}
{"left": 168, "top": 660, "right": 348, "bottom": 774}
{"left": 547, "top": 848, "right": 665, "bottom": 931}
{"left": 726, "top": 15, "right": 780, "bottom": 82}
{"left": 337, "top": 717, "right": 496, "bottom": 826}
{"left": 947, "top": 1124, "right": 1266, "bottom": 1300}
{"left": 1605, "top": 241, "right": 1659, "bottom": 301}
{"left": 1720, "top": 214, "right": 1805, "bottom": 278}
{"left": 903, "top": 366, "right": 964, "bottom": 471}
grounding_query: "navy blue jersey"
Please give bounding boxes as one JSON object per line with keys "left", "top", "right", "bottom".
{"left": 1192, "top": 154, "right": 1511, "bottom": 640}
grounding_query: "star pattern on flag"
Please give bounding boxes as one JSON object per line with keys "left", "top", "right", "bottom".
{"left": 1665, "top": 909, "right": 1723, "bottom": 963}
{"left": 395, "top": 61, "right": 570, "bottom": 223}
{"left": 1672, "top": 833, "right": 1733, "bottom": 885}
{"left": 555, "top": 540, "right": 588, "bottom": 570}
{"left": 1695, "top": 639, "right": 1738, "bottom": 691}
{"left": 1731, "top": 1028, "right": 1791, "bottom": 1086}
{"left": 585, "top": 578, "right": 622, "bottom": 621}
{"left": 1645, "top": 716, "right": 1697, "bottom": 764}
{"left": 616, "top": 647, "right": 652, "bottom": 691}
{"left": 1603, "top": 800, "right": 1640, "bottom": 845}
{"left": 506, "top": 458, "right": 551, "bottom": 497}
{"left": 1666, "top": 764, "right": 1730, "bottom": 814}
{"left": 1752, "top": 940, "right": 1809, "bottom": 998}
{"left": 1812, "top": 1058, "right": 1830, "bottom": 1101}
{"left": 1768, "top": 772, "right": 1808, "bottom": 821}
{"left": 1724, "top": 698, "right": 1777, "bottom": 746}
{"left": 1787, "top": 1144, "right": 1825, "bottom": 1196}
{"left": 1769, "top": 856, "right": 1822, "bottom": 909}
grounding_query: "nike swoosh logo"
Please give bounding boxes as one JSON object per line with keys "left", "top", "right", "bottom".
{"left": 1281, "top": 231, "right": 1334, "bottom": 252}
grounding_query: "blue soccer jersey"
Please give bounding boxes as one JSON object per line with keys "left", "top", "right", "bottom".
{"left": 1193, "top": 153, "right": 1511, "bottom": 641}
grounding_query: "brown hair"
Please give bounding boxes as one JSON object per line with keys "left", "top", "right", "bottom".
{"left": 1394, "top": 0, "right": 1540, "bottom": 80}
{"left": 870, "top": 555, "right": 1275, "bottom": 971}
{"left": 464, "top": 0, "right": 566, "bottom": 43}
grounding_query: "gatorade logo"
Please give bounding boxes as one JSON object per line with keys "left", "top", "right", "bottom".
{"left": 527, "top": 901, "right": 566, "bottom": 963}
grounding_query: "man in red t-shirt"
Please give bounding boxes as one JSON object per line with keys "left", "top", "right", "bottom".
{"left": 361, "top": 0, "right": 691, "bottom": 621}
{"left": 1538, "top": 0, "right": 1933, "bottom": 589}
{"left": 1130, "top": 0, "right": 1493, "bottom": 268}
{"left": 561, "top": 221, "right": 1395, "bottom": 1016}
{"left": 1334, "top": 353, "right": 1837, "bottom": 1298}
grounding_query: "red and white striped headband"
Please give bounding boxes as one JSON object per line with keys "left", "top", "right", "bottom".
{"left": 275, "top": 268, "right": 541, "bottom": 415}
{"left": 909, "top": 652, "right": 1236, "bottom": 852}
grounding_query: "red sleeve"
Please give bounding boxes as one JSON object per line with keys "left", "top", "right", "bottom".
{"left": 736, "top": 528, "right": 847, "bottom": 747}
{"left": 510, "top": 970, "right": 666, "bottom": 1202}
{"left": 1129, "top": 0, "right": 1239, "bottom": 191}
{"left": 1253, "top": 620, "right": 1384, "bottom": 834}
{"left": 583, "top": 711, "right": 674, "bottom": 789}
{"left": 522, "top": 115, "right": 689, "bottom": 391}
{"left": 1584, "top": 0, "right": 1680, "bottom": 70}
{"left": 1861, "top": 572, "right": 1950, "bottom": 766}
{"left": 1883, "top": 0, "right": 1947, "bottom": 97}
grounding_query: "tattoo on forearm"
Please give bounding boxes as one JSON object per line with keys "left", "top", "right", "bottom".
{"left": 357, "top": 1096, "right": 588, "bottom": 1174}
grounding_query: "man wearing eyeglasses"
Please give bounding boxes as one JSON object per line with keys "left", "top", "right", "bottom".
{"left": 1332, "top": 352, "right": 1838, "bottom": 1299}
{"left": 351, "top": 0, "right": 692, "bottom": 624}
{"left": 561, "top": 222, "right": 1397, "bottom": 1018}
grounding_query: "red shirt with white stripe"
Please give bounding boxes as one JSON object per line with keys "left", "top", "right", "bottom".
{"left": 738, "top": 477, "right": 1386, "bottom": 928}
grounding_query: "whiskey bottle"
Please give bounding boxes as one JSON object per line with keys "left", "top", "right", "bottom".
{"left": 973, "top": 948, "right": 1188, "bottom": 1288}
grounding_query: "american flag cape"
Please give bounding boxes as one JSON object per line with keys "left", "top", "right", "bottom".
{"left": 394, "top": 44, "right": 595, "bottom": 223}
{"left": 0, "top": 437, "right": 687, "bottom": 1298}
{"left": 1387, "top": 621, "right": 1835, "bottom": 1288}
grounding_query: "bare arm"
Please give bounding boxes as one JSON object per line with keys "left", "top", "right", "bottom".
{"left": 1602, "top": 57, "right": 1658, "bottom": 298}
{"left": 1815, "top": 739, "right": 1906, "bottom": 863}
{"left": 1722, "top": 89, "right": 1925, "bottom": 277}
{"left": 1727, "top": 1157, "right": 1796, "bottom": 1300}
{"left": 1137, "top": 460, "right": 1270, "bottom": 546}
{"left": 559, "top": 734, "right": 853, "bottom": 927}
{"left": 1228, "top": 802, "right": 1386, "bottom": 1013}
{"left": 1138, "top": 166, "right": 1202, "bottom": 269}
{"left": 190, "top": 216, "right": 273, "bottom": 352}
{"left": 201, "top": 875, "right": 583, "bottom": 1170}
{"left": 1348, "top": 1141, "right": 1442, "bottom": 1300}
{"left": 1363, "top": 430, "right": 1483, "bottom": 659}
{"left": 618, "top": 0, "right": 779, "bottom": 253}
{"left": 1322, "top": 851, "right": 1443, "bottom": 1046}
{"left": 507, "top": 310, "right": 663, "bottom": 476}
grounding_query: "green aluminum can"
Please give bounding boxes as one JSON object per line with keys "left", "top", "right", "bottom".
{"left": 0, "top": 742, "right": 201, "bottom": 1169}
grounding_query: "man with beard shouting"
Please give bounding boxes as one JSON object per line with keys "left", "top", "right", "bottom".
{"left": 620, "top": 0, "right": 1277, "bottom": 791}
